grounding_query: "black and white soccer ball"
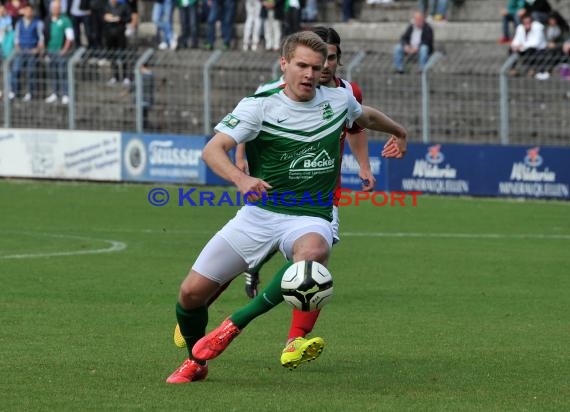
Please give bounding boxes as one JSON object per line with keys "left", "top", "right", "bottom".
{"left": 281, "top": 261, "right": 333, "bottom": 312}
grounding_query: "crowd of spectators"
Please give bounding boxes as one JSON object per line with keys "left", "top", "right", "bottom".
{"left": 0, "top": 0, "right": 568, "bottom": 103}
{"left": 500, "top": 0, "right": 570, "bottom": 80}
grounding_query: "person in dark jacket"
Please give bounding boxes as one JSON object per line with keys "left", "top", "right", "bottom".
{"left": 523, "top": 0, "right": 551, "bottom": 25}
{"left": 103, "top": 0, "right": 131, "bottom": 85}
{"left": 393, "top": 11, "right": 434, "bottom": 73}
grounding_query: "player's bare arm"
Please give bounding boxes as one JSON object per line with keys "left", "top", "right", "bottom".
{"left": 202, "top": 133, "right": 271, "bottom": 200}
{"left": 357, "top": 106, "right": 407, "bottom": 159}
{"left": 346, "top": 130, "right": 376, "bottom": 191}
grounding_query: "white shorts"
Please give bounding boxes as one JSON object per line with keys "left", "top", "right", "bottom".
{"left": 193, "top": 206, "right": 333, "bottom": 284}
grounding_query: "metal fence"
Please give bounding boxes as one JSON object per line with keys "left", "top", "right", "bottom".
{"left": 1, "top": 44, "right": 569, "bottom": 146}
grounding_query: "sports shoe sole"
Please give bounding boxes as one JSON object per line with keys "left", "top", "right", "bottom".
{"left": 174, "top": 324, "right": 187, "bottom": 348}
{"left": 281, "top": 337, "right": 325, "bottom": 370}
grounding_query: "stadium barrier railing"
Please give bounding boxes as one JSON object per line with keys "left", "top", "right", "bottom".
{"left": 1, "top": 46, "right": 568, "bottom": 146}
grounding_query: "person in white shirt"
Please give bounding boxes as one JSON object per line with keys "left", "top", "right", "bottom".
{"left": 510, "top": 12, "right": 547, "bottom": 76}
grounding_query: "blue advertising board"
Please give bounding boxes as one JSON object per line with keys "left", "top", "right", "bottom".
{"left": 340, "top": 141, "right": 388, "bottom": 191}
{"left": 387, "top": 143, "right": 569, "bottom": 199}
{"left": 388, "top": 143, "right": 479, "bottom": 196}
{"left": 486, "top": 145, "right": 569, "bottom": 199}
{"left": 122, "top": 134, "right": 208, "bottom": 183}
{"left": 120, "top": 134, "right": 569, "bottom": 200}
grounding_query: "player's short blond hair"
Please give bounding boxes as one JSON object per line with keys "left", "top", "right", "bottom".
{"left": 281, "top": 31, "right": 328, "bottom": 63}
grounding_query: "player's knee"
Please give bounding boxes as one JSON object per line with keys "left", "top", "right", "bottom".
{"left": 178, "top": 285, "right": 209, "bottom": 309}
{"left": 292, "top": 234, "right": 330, "bottom": 264}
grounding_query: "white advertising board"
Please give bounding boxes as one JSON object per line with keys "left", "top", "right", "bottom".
{"left": 0, "top": 129, "right": 121, "bottom": 181}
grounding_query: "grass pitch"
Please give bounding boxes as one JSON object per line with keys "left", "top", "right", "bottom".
{"left": 1, "top": 179, "right": 569, "bottom": 411}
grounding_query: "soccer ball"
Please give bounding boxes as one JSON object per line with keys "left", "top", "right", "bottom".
{"left": 281, "top": 260, "right": 334, "bottom": 312}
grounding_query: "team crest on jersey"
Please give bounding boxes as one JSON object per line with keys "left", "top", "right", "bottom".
{"left": 221, "top": 113, "right": 240, "bottom": 129}
{"left": 319, "top": 102, "right": 334, "bottom": 121}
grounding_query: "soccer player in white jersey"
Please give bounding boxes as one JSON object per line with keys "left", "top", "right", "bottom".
{"left": 172, "top": 28, "right": 379, "bottom": 370}
{"left": 166, "top": 30, "right": 406, "bottom": 384}
{"left": 238, "top": 26, "right": 379, "bottom": 369}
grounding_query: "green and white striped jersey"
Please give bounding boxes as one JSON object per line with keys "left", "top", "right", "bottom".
{"left": 215, "top": 86, "right": 362, "bottom": 221}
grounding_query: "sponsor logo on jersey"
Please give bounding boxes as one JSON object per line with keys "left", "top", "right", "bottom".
{"left": 289, "top": 149, "right": 335, "bottom": 179}
{"left": 221, "top": 113, "right": 240, "bottom": 129}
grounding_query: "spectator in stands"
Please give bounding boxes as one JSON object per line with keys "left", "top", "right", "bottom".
{"left": 44, "top": 0, "right": 73, "bottom": 105}
{"left": 89, "top": 0, "right": 107, "bottom": 48}
{"left": 509, "top": 12, "right": 546, "bottom": 77}
{"left": 261, "top": 0, "right": 282, "bottom": 52}
{"left": 10, "top": 4, "right": 43, "bottom": 101}
{"left": 523, "top": 0, "right": 551, "bottom": 25}
{"left": 177, "top": 0, "right": 198, "bottom": 49}
{"left": 535, "top": 11, "right": 569, "bottom": 79}
{"left": 5, "top": 0, "right": 27, "bottom": 28}
{"left": 69, "top": 0, "right": 92, "bottom": 47}
{"left": 0, "top": 5, "right": 14, "bottom": 58}
{"left": 544, "top": 11, "right": 569, "bottom": 50}
{"left": 284, "top": 0, "right": 301, "bottom": 35}
{"left": 152, "top": 0, "right": 175, "bottom": 50}
{"left": 393, "top": 11, "right": 434, "bottom": 73}
{"left": 302, "top": 0, "right": 317, "bottom": 23}
{"left": 342, "top": 0, "right": 354, "bottom": 23}
{"left": 419, "top": 0, "right": 448, "bottom": 22}
{"left": 205, "top": 0, "right": 236, "bottom": 50}
{"left": 0, "top": 4, "right": 13, "bottom": 98}
{"left": 125, "top": 0, "right": 139, "bottom": 39}
{"left": 242, "top": 0, "right": 262, "bottom": 50}
{"left": 103, "top": 0, "right": 132, "bottom": 85}
{"left": 499, "top": 0, "right": 525, "bottom": 44}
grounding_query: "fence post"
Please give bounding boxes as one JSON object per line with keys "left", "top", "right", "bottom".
{"left": 135, "top": 48, "right": 154, "bottom": 133}
{"left": 499, "top": 53, "right": 519, "bottom": 145}
{"left": 67, "top": 47, "right": 85, "bottom": 130}
{"left": 346, "top": 50, "right": 366, "bottom": 82}
{"left": 203, "top": 50, "right": 223, "bottom": 136}
{"left": 421, "top": 51, "right": 443, "bottom": 143}
{"left": 3, "top": 51, "right": 17, "bottom": 128}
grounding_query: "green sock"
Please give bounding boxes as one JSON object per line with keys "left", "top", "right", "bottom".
{"left": 230, "top": 261, "right": 292, "bottom": 329}
{"left": 176, "top": 302, "right": 208, "bottom": 360}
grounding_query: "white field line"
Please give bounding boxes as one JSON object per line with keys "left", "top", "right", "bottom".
{"left": 0, "top": 232, "right": 127, "bottom": 259}
{"left": 342, "top": 232, "right": 570, "bottom": 240}
{"left": 84, "top": 227, "right": 570, "bottom": 240}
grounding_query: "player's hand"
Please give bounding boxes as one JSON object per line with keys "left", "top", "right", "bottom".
{"left": 381, "top": 135, "right": 407, "bottom": 159}
{"left": 236, "top": 175, "right": 272, "bottom": 202}
{"left": 359, "top": 169, "right": 376, "bottom": 192}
